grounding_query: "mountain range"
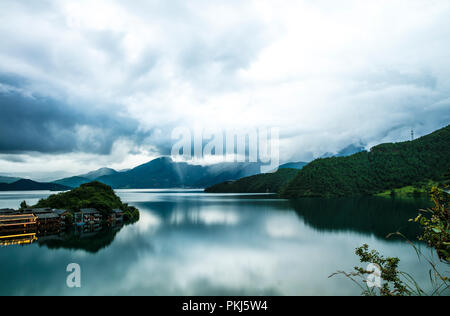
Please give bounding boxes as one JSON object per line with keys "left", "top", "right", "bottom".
{"left": 0, "top": 176, "right": 22, "bottom": 184}
{"left": 53, "top": 157, "right": 265, "bottom": 189}
{"left": 0, "top": 142, "right": 365, "bottom": 191}
{"left": 53, "top": 168, "right": 119, "bottom": 188}
{"left": 0, "top": 179, "right": 71, "bottom": 192}
{"left": 206, "top": 125, "right": 450, "bottom": 197}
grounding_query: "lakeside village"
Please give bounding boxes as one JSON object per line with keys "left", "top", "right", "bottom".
{"left": 0, "top": 207, "right": 124, "bottom": 247}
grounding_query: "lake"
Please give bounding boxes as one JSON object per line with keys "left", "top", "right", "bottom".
{"left": 0, "top": 190, "right": 446, "bottom": 296}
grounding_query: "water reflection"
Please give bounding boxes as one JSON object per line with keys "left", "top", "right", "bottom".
{"left": 37, "top": 224, "right": 125, "bottom": 253}
{"left": 0, "top": 223, "right": 125, "bottom": 253}
{"left": 0, "top": 191, "right": 441, "bottom": 296}
{"left": 0, "top": 233, "right": 37, "bottom": 247}
{"left": 290, "top": 197, "right": 431, "bottom": 241}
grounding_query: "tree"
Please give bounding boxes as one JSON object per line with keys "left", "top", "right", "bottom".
{"left": 20, "top": 200, "right": 28, "bottom": 210}
{"left": 413, "top": 187, "right": 449, "bottom": 263}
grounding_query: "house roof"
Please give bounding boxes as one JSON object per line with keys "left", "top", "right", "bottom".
{"left": 112, "top": 209, "right": 123, "bottom": 213}
{"left": 80, "top": 208, "right": 100, "bottom": 214}
{"left": 36, "top": 213, "right": 60, "bottom": 220}
{"left": 0, "top": 208, "right": 16, "bottom": 214}
{"left": 24, "top": 208, "right": 53, "bottom": 214}
{"left": 53, "top": 209, "right": 69, "bottom": 215}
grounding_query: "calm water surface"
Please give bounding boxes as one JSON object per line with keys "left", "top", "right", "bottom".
{"left": 0, "top": 190, "right": 445, "bottom": 296}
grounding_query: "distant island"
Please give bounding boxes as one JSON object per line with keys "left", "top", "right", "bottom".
{"left": 206, "top": 125, "right": 450, "bottom": 197}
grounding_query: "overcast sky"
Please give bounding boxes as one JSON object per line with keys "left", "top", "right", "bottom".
{"left": 1, "top": 0, "right": 450, "bottom": 180}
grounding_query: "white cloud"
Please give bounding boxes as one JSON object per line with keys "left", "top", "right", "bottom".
{"left": 0, "top": 0, "right": 449, "bottom": 175}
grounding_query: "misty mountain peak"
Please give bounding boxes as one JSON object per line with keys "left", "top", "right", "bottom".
{"left": 80, "top": 168, "right": 118, "bottom": 180}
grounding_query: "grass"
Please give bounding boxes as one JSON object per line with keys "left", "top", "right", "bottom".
{"left": 375, "top": 180, "right": 439, "bottom": 198}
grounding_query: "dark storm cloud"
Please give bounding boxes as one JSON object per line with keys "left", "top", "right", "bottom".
{"left": 0, "top": 76, "right": 144, "bottom": 155}
{"left": 0, "top": 155, "right": 26, "bottom": 163}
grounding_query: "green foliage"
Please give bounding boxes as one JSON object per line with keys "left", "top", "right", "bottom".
{"left": 33, "top": 181, "right": 139, "bottom": 223}
{"left": 282, "top": 125, "right": 450, "bottom": 197}
{"left": 331, "top": 242, "right": 449, "bottom": 296}
{"left": 122, "top": 204, "right": 140, "bottom": 224}
{"left": 205, "top": 168, "right": 299, "bottom": 193}
{"left": 353, "top": 244, "right": 410, "bottom": 296}
{"left": 413, "top": 187, "right": 450, "bottom": 264}
{"left": 20, "top": 200, "right": 28, "bottom": 210}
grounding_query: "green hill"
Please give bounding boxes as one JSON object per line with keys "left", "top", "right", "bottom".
{"left": 33, "top": 181, "right": 139, "bottom": 222}
{"left": 205, "top": 168, "right": 299, "bottom": 193}
{"left": 281, "top": 125, "right": 450, "bottom": 198}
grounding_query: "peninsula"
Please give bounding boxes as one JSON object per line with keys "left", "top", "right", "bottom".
{"left": 0, "top": 182, "right": 140, "bottom": 244}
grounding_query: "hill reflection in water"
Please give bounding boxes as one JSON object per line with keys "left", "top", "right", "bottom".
{"left": 290, "top": 196, "right": 431, "bottom": 241}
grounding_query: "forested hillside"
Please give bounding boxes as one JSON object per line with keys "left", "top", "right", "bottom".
{"left": 281, "top": 125, "right": 450, "bottom": 198}
{"left": 205, "top": 168, "right": 299, "bottom": 193}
